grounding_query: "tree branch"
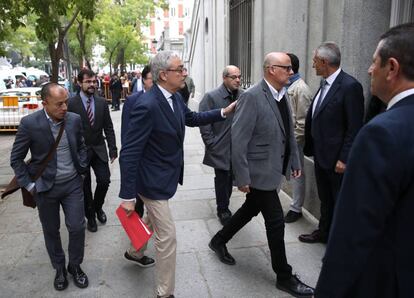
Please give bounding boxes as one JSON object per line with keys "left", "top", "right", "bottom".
{"left": 62, "top": 8, "right": 81, "bottom": 36}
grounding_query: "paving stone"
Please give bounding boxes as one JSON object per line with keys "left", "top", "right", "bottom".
{"left": 0, "top": 109, "right": 323, "bottom": 297}
{"left": 176, "top": 219, "right": 212, "bottom": 253}
{"left": 199, "top": 247, "right": 292, "bottom": 298}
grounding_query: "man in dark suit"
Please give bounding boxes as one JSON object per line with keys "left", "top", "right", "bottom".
{"left": 68, "top": 69, "right": 118, "bottom": 232}
{"left": 121, "top": 65, "right": 153, "bottom": 146}
{"left": 315, "top": 23, "right": 414, "bottom": 298}
{"left": 109, "top": 73, "right": 122, "bottom": 111}
{"left": 120, "top": 64, "right": 155, "bottom": 267}
{"left": 209, "top": 52, "right": 314, "bottom": 298}
{"left": 119, "top": 51, "right": 236, "bottom": 298}
{"left": 299, "top": 42, "right": 364, "bottom": 243}
{"left": 10, "top": 83, "right": 89, "bottom": 291}
{"left": 199, "top": 65, "right": 243, "bottom": 225}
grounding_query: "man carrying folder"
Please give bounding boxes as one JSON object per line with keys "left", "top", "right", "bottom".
{"left": 119, "top": 51, "right": 236, "bottom": 298}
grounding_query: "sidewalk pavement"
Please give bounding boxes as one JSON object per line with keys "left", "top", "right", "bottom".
{"left": 0, "top": 101, "right": 325, "bottom": 297}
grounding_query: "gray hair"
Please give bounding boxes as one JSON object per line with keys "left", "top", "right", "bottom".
{"left": 150, "top": 51, "right": 181, "bottom": 84}
{"left": 315, "top": 42, "right": 341, "bottom": 67}
{"left": 222, "top": 65, "right": 239, "bottom": 77}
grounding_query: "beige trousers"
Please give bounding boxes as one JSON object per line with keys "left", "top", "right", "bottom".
{"left": 133, "top": 195, "right": 177, "bottom": 298}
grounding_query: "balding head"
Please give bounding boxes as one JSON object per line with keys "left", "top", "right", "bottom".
{"left": 222, "top": 65, "right": 241, "bottom": 91}
{"left": 263, "top": 52, "right": 293, "bottom": 91}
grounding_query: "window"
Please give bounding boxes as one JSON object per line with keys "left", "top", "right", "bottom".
{"left": 170, "top": 7, "right": 176, "bottom": 17}
{"left": 229, "top": 0, "right": 253, "bottom": 88}
{"left": 178, "top": 4, "right": 183, "bottom": 17}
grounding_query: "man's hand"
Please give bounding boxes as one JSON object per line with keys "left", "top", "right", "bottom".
{"left": 223, "top": 100, "right": 237, "bottom": 116}
{"left": 291, "top": 169, "right": 301, "bottom": 178}
{"left": 110, "top": 156, "right": 117, "bottom": 164}
{"left": 335, "top": 160, "right": 346, "bottom": 174}
{"left": 121, "top": 200, "right": 136, "bottom": 217}
{"left": 238, "top": 185, "right": 250, "bottom": 193}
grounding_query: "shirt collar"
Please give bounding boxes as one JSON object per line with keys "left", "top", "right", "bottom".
{"left": 157, "top": 84, "right": 173, "bottom": 100}
{"left": 387, "top": 88, "right": 414, "bottom": 110}
{"left": 80, "top": 90, "right": 94, "bottom": 102}
{"left": 325, "top": 68, "right": 342, "bottom": 86}
{"left": 264, "top": 79, "right": 286, "bottom": 101}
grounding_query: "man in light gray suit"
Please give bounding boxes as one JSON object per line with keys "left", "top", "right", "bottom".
{"left": 10, "top": 83, "right": 89, "bottom": 291}
{"left": 209, "top": 53, "right": 314, "bottom": 297}
{"left": 199, "top": 65, "right": 243, "bottom": 225}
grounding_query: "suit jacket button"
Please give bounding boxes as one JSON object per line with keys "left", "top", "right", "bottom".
{"left": 281, "top": 155, "right": 284, "bottom": 158}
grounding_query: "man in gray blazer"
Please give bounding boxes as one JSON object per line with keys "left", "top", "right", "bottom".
{"left": 209, "top": 53, "right": 314, "bottom": 297}
{"left": 10, "top": 83, "right": 89, "bottom": 291}
{"left": 68, "top": 69, "right": 118, "bottom": 232}
{"left": 199, "top": 65, "right": 243, "bottom": 225}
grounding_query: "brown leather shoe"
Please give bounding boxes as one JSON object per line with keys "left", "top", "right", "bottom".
{"left": 298, "top": 230, "right": 327, "bottom": 243}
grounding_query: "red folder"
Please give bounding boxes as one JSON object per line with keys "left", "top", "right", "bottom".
{"left": 116, "top": 205, "right": 153, "bottom": 251}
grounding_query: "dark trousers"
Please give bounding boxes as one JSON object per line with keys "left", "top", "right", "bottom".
{"left": 217, "top": 188, "right": 292, "bottom": 280}
{"left": 314, "top": 162, "right": 343, "bottom": 239}
{"left": 135, "top": 197, "right": 144, "bottom": 217}
{"left": 214, "top": 168, "right": 233, "bottom": 213}
{"left": 111, "top": 94, "right": 121, "bottom": 110}
{"left": 34, "top": 175, "right": 85, "bottom": 269}
{"left": 84, "top": 151, "right": 111, "bottom": 219}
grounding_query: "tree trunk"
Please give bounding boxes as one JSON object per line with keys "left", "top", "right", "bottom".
{"left": 76, "top": 20, "right": 92, "bottom": 70}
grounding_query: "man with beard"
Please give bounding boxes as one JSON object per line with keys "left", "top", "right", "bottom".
{"left": 68, "top": 69, "right": 118, "bottom": 233}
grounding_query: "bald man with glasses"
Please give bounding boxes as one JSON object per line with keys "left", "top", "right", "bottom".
{"left": 209, "top": 52, "right": 314, "bottom": 297}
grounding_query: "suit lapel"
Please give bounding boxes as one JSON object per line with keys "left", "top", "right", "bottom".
{"left": 154, "top": 86, "right": 183, "bottom": 142}
{"left": 74, "top": 95, "right": 92, "bottom": 128}
{"left": 40, "top": 110, "right": 55, "bottom": 145}
{"left": 261, "top": 80, "right": 286, "bottom": 136}
{"left": 93, "top": 97, "right": 102, "bottom": 128}
{"left": 313, "top": 71, "right": 343, "bottom": 119}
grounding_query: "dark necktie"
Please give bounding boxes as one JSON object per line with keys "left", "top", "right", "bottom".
{"left": 313, "top": 79, "right": 328, "bottom": 116}
{"left": 86, "top": 97, "right": 94, "bottom": 126}
{"left": 171, "top": 94, "right": 181, "bottom": 122}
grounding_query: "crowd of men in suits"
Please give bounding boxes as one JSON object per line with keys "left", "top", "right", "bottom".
{"left": 9, "top": 22, "right": 414, "bottom": 298}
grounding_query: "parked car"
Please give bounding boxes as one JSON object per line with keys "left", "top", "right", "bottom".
{"left": 0, "top": 87, "right": 42, "bottom": 129}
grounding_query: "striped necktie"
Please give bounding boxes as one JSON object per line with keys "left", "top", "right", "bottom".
{"left": 86, "top": 97, "right": 94, "bottom": 126}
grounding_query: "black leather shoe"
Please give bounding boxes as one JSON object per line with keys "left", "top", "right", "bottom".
{"left": 276, "top": 274, "right": 314, "bottom": 297}
{"left": 67, "top": 264, "right": 89, "bottom": 288}
{"left": 217, "top": 210, "right": 232, "bottom": 226}
{"left": 156, "top": 295, "right": 174, "bottom": 298}
{"left": 87, "top": 217, "right": 97, "bottom": 232}
{"left": 298, "top": 229, "right": 327, "bottom": 244}
{"left": 96, "top": 209, "right": 107, "bottom": 224}
{"left": 124, "top": 251, "right": 155, "bottom": 268}
{"left": 54, "top": 267, "right": 68, "bottom": 291}
{"left": 285, "top": 210, "right": 302, "bottom": 223}
{"left": 208, "top": 236, "right": 236, "bottom": 265}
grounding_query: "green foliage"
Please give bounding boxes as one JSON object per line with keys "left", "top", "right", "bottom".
{"left": 95, "top": 0, "right": 166, "bottom": 72}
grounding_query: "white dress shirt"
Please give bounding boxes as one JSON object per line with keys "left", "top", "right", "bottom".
{"left": 312, "top": 68, "right": 342, "bottom": 116}
{"left": 387, "top": 88, "right": 414, "bottom": 110}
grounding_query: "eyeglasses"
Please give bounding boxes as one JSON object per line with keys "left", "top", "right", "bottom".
{"left": 268, "top": 65, "right": 292, "bottom": 72}
{"left": 226, "top": 75, "right": 242, "bottom": 80}
{"left": 82, "top": 80, "right": 97, "bottom": 84}
{"left": 166, "top": 68, "right": 184, "bottom": 74}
